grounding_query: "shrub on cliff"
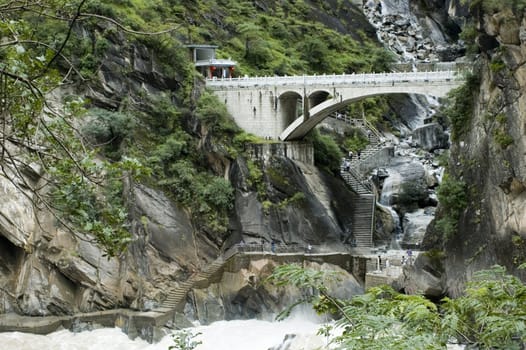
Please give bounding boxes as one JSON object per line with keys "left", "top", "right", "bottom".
{"left": 305, "top": 129, "right": 344, "bottom": 175}
{"left": 441, "top": 72, "right": 479, "bottom": 141}
{"left": 436, "top": 174, "right": 467, "bottom": 240}
{"left": 270, "top": 264, "right": 526, "bottom": 349}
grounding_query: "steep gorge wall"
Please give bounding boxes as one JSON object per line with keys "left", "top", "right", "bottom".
{"left": 0, "top": 17, "right": 360, "bottom": 318}
{"left": 427, "top": 6, "right": 526, "bottom": 296}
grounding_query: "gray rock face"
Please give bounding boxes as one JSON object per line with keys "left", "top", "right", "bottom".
{"left": 133, "top": 185, "right": 195, "bottom": 263}
{"left": 363, "top": 0, "right": 465, "bottom": 62}
{"left": 396, "top": 262, "right": 444, "bottom": 297}
{"left": 230, "top": 155, "right": 352, "bottom": 246}
{"left": 423, "top": 9, "right": 526, "bottom": 295}
{"left": 0, "top": 168, "right": 38, "bottom": 250}
{"left": 412, "top": 123, "right": 449, "bottom": 151}
{"left": 190, "top": 259, "right": 363, "bottom": 324}
{"left": 0, "top": 138, "right": 360, "bottom": 319}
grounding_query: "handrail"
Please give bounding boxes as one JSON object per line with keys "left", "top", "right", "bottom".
{"left": 205, "top": 69, "right": 463, "bottom": 88}
{"left": 224, "top": 242, "right": 353, "bottom": 257}
{"left": 363, "top": 118, "right": 382, "bottom": 142}
{"left": 348, "top": 166, "right": 373, "bottom": 193}
{"left": 330, "top": 113, "right": 383, "bottom": 144}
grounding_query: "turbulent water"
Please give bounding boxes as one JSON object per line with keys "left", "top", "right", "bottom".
{"left": 0, "top": 310, "right": 329, "bottom": 350}
{"left": 0, "top": 318, "right": 467, "bottom": 350}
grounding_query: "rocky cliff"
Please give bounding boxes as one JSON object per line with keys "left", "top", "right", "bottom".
{"left": 0, "top": 37, "right": 358, "bottom": 320}
{"left": 423, "top": 5, "right": 526, "bottom": 296}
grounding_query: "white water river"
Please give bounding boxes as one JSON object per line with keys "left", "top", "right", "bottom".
{"left": 0, "top": 312, "right": 329, "bottom": 350}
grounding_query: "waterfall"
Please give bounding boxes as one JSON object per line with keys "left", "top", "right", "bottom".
{"left": 377, "top": 202, "right": 403, "bottom": 249}
{"left": 389, "top": 206, "right": 402, "bottom": 250}
{"left": 379, "top": 171, "right": 402, "bottom": 206}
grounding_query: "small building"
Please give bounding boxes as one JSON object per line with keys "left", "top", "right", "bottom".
{"left": 186, "top": 44, "right": 237, "bottom": 79}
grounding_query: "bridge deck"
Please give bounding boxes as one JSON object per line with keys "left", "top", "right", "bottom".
{"left": 206, "top": 70, "right": 462, "bottom": 89}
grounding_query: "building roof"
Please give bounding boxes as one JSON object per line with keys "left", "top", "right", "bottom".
{"left": 185, "top": 44, "right": 219, "bottom": 49}
{"left": 195, "top": 58, "right": 237, "bottom": 67}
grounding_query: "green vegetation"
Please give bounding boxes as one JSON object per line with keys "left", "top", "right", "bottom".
{"left": 270, "top": 264, "right": 526, "bottom": 349}
{"left": 169, "top": 330, "right": 202, "bottom": 350}
{"left": 91, "top": 0, "right": 393, "bottom": 77}
{"left": 440, "top": 72, "right": 480, "bottom": 141}
{"left": 459, "top": 21, "right": 479, "bottom": 55}
{"left": 436, "top": 174, "right": 468, "bottom": 239}
{"left": 494, "top": 129, "right": 514, "bottom": 149}
{"left": 464, "top": 0, "right": 526, "bottom": 13}
{"left": 82, "top": 108, "right": 136, "bottom": 158}
{"left": 490, "top": 57, "right": 506, "bottom": 73}
{"left": 0, "top": 2, "right": 156, "bottom": 257}
{"left": 6, "top": 0, "right": 389, "bottom": 253}
{"left": 493, "top": 113, "right": 514, "bottom": 149}
{"left": 341, "top": 128, "right": 370, "bottom": 154}
{"left": 346, "top": 97, "right": 390, "bottom": 129}
{"left": 247, "top": 159, "right": 266, "bottom": 198}
{"left": 305, "top": 129, "right": 344, "bottom": 175}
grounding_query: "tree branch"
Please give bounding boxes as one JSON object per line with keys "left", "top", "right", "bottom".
{"left": 78, "top": 12, "right": 180, "bottom": 35}
{"left": 39, "top": 0, "right": 87, "bottom": 78}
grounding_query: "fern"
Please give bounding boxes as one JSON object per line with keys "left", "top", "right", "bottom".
{"left": 270, "top": 264, "right": 526, "bottom": 349}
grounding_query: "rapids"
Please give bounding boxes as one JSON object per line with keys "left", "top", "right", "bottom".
{"left": 0, "top": 309, "right": 330, "bottom": 350}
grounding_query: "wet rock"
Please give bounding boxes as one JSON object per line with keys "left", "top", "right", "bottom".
{"left": 402, "top": 209, "right": 434, "bottom": 247}
{"left": 395, "top": 253, "right": 445, "bottom": 298}
{"left": 412, "top": 123, "right": 449, "bottom": 151}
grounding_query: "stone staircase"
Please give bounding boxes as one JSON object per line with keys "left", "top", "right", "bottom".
{"left": 153, "top": 256, "right": 226, "bottom": 314}
{"left": 349, "top": 192, "right": 374, "bottom": 247}
{"left": 340, "top": 166, "right": 375, "bottom": 248}
{"left": 333, "top": 115, "right": 380, "bottom": 248}
{"left": 341, "top": 167, "right": 370, "bottom": 195}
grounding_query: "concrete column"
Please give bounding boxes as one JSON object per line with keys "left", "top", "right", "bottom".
{"left": 302, "top": 92, "right": 310, "bottom": 122}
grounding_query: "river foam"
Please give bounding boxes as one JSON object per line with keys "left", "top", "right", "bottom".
{"left": 0, "top": 311, "right": 328, "bottom": 350}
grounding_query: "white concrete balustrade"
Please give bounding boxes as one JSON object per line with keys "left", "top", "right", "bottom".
{"left": 206, "top": 70, "right": 461, "bottom": 89}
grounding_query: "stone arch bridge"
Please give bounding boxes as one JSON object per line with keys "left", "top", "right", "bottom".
{"left": 206, "top": 69, "right": 464, "bottom": 140}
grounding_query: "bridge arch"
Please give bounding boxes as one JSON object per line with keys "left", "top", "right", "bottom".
{"left": 280, "top": 84, "right": 459, "bottom": 141}
{"left": 278, "top": 91, "right": 303, "bottom": 127}
{"left": 308, "top": 90, "right": 331, "bottom": 109}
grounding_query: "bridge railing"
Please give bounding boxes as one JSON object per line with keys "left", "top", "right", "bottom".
{"left": 391, "top": 61, "right": 470, "bottom": 72}
{"left": 223, "top": 242, "right": 353, "bottom": 259}
{"left": 330, "top": 113, "right": 384, "bottom": 143}
{"left": 205, "top": 70, "right": 463, "bottom": 88}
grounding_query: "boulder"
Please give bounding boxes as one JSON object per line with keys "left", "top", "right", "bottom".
{"left": 395, "top": 253, "right": 445, "bottom": 298}
{"left": 402, "top": 209, "right": 435, "bottom": 247}
{"left": 412, "top": 123, "right": 449, "bottom": 151}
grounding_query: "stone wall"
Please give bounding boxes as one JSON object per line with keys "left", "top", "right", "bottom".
{"left": 357, "top": 146, "right": 395, "bottom": 174}
{"left": 246, "top": 142, "right": 314, "bottom": 165}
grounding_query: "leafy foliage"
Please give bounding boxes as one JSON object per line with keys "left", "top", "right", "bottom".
{"left": 341, "top": 128, "right": 370, "bottom": 154}
{"left": 493, "top": 113, "right": 514, "bottom": 149}
{"left": 436, "top": 174, "right": 467, "bottom": 239}
{"left": 305, "top": 129, "right": 344, "bottom": 175}
{"left": 169, "top": 0, "right": 394, "bottom": 76}
{"left": 441, "top": 266, "right": 526, "bottom": 348}
{"left": 270, "top": 264, "right": 526, "bottom": 349}
{"left": 0, "top": 2, "right": 152, "bottom": 257}
{"left": 440, "top": 72, "right": 480, "bottom": 141}
{"left": 169, "top": 330, "right": 202, "bottom": 350}
{"left": 81, "top": 108, "right": 135, "bottom": 158}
